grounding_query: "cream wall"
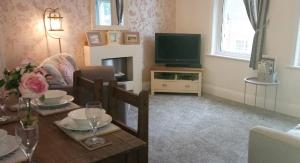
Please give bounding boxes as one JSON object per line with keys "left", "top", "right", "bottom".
{"left": 176, "top": 0, "right": 300, "bottom": 117}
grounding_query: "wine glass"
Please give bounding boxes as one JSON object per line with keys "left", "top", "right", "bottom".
{"left": 85, "top": 101, "right": 106, "bottom": 145}
{"left": 15, "top": 123, "right": 39, "bottom": 163}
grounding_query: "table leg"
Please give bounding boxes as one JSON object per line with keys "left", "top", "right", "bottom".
{"left": 244, "top": 82, "right": 247, "bottom": 104}
{"left": 275, "top": 86, "right": 278, "bottom": 111}
{"left": 255, "top": 85, "right": 258, "bottom": 106}
{"left": 264, "top": 86, "right": 267, "bottom": 108}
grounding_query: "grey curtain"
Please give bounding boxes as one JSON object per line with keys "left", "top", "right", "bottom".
{"left": 115, "top": 0, "right": 124, "bottom": 25}
{"left": 243, "top": 0, "right": 269, "bottom": 69}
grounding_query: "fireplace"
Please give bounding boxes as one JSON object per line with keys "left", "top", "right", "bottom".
{"left": 102, "top": 57, "right": 133, "bottom": 82}
{"left": 84, "top": 44, "right": 143, "bottom": 93}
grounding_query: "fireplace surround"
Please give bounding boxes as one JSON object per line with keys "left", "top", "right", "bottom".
{"left": 84, "top": 45, "right": 143, "bottom": 93}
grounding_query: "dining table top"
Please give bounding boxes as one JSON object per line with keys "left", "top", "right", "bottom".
{"left": 1, "top": 111, "right": 146, "bottom": 163}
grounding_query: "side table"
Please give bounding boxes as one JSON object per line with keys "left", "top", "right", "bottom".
{"left": 244, "top": 77, "right": 280, "bottom": 111}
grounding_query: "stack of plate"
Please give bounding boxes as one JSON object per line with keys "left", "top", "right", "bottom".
{"left": 31, "top": 90, "right": 74, "bottom": 109}
{"left": 31, "top": 95, "right": 74, "bottom": 108}
{"left": 0, "top": 129, "right": 20, "bottom": 158}
{"left": 58, "top": 108, "right": 112, "bottom": 131}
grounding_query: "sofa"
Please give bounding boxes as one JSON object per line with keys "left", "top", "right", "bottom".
{"left": 39, "top": 53, "right": 77, "bottom": 94}
{"left": 248, "top": 126, "right": 300, "bottom": 163}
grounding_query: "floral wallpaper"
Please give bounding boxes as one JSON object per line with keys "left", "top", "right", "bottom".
{"left": 128, "top": 0, "right": 176, "bottom": 80}
{"left": 0, "top": 23, "right": 5, "bottom": 78}
{"left": 0, "top": 0, "right": 90, "bottom": 69}
{"left": 0, "top": 0, "right": 176, "bottom": 81}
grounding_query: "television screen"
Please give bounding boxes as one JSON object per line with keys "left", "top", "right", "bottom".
{"left": 155, "top": 33, "right": 201, "bottom": 67}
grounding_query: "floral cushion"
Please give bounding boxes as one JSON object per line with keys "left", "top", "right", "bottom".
{"left": 41, "top": 64, "right": 67, "bottom": 86}
{"left": 57, "top": 56, "right": 75, "bottom": 85}
{"left": 39, "top": 53, "right": 77, "bottom": 86}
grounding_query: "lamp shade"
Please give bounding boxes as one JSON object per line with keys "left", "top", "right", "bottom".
{"left": 48, "top": 9, "right": 63, "bottom": 31}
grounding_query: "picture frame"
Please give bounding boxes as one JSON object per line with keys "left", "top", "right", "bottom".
{"left": 124, "top": 32, "right": 140, "bottom": 45}
{"left": 107, "top": 31, "right": 123, "bottom": 45}
{"left": 86, "top": 31, "right": 106, "bottom": 46}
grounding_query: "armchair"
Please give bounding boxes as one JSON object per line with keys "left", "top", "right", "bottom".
{"left": 248, "top": 126, "right": 300, "bottom": 163}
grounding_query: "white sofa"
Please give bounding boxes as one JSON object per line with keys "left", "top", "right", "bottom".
{"left": 248, "top": 126, "right": 300, "bottom": 163}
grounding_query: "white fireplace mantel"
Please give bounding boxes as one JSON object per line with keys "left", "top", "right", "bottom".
{"left": 84, "top": 45, "right": 143, "bottom": 93}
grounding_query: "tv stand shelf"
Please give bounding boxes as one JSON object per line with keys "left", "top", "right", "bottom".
{"left": 150, "top": 66, "right": 203, "bottom": 96}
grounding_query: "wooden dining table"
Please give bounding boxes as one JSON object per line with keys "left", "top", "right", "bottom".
{"left": 1, "top": 111, "right": 146, "bottom": 163}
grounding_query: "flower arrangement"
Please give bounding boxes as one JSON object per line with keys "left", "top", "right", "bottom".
{"left": 0, "top": 64, "right": 49, "bottom": 126}
{"left": 0, "top": 64, "right": 48, "bottom": 98}
{"left": 19, "top": 72, "right": 48, "bottom": 99}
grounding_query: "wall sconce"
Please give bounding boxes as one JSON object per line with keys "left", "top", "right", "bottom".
{"left": 43, "top": 8, "right": 64, "bottom": 53}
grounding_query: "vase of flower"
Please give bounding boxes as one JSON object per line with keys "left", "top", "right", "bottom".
{"left": 0, "top": 64, "right": 48, "bottom": 127}
{"left": 18, "top": 72, "right": 48, "bottom": 127}
{"left": 19, "top": 98, "right": 38, "bottom": 127}
{"left": 0, "top": 64, "right": 35, "bottom": 111}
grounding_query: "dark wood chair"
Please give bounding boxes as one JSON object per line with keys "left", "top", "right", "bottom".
{"left": 73, "top": 70, "right": 103, "bottom": 107}
{"left": 73, "top": 66, "right": 127, "bottom": 122}
{"left": 73, "top": 66, "right": 115, "bottom": 107}
{"left": 108, "top": 81, "right": 149, "bottom": 163}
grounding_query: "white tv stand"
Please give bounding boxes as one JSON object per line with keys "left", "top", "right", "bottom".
{"left": 150, "top": 66, "right": 203, "bottom": 96}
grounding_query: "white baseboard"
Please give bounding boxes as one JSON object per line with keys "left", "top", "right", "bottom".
{"left": 203, "top": 83, "right": 244, "bottom": 103}
{"left": 203, "top": 83, "right": 300, "bottom": 118}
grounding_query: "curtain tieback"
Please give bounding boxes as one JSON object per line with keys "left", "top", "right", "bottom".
{"left": 255, "top": 19, "right": 270, "bottom": 32}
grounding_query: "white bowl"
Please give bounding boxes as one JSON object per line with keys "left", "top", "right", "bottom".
{"left": 0, "top": 129, "right": 7, "bottom": 143}
{"left": 68, "top": 108, "right": 106, "bottom": 127}
{"left": 42, "top": 90, "right": 67, "bottom": 104}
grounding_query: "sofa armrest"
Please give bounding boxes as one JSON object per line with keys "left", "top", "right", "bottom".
{"left": 248, "top": 126, "right": 300, "bottom": 163}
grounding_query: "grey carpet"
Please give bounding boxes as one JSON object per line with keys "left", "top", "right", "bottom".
{"left": 126, "top": 94, "right": 300, "bottom": 163}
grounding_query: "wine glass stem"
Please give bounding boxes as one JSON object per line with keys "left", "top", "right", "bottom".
{"left": 27, "top": 153, "right": 32, "bottom": 163}
{"left": 92, "top": 127, "right": 97, "bottom": 138}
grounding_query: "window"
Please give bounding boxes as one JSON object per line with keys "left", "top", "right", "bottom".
{"left": 212, "top": 0, "right": 255, "bottom": 60}
{"left": 96, "top": 0, "right": 112, "bottom": 26}
{"left": 95, "top": 0, "right": 125, "bottom": 27}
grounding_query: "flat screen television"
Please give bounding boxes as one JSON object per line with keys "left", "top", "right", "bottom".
{"left": 155, "top": 33, "right": 201, "bottom": 67}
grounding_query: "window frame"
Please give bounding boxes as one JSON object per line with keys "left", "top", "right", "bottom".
{"left": 293, "top": 19, "right": 300, "bottom": 67}
{"left": 211, "top": 0, "right": 252, "bottom": 61}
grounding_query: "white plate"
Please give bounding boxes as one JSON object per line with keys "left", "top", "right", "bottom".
{"left": 0, "top": 135, "right": 21, "bottom": 158}
{"left": 31, "top": 95, "right": 74, "bottom": 108}
{"left": 58, "top": 114, "right": 112, "bottom": 131}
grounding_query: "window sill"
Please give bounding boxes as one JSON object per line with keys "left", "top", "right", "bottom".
{"left": 286, "top": 65, "right": 300, "bottom": 70}
{"left": 206, "top": 53, "right": 250, "bottom": 63}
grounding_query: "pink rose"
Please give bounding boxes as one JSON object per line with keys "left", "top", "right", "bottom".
{"left": 19, "top": 72, "right": 49, "bottom": 99}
